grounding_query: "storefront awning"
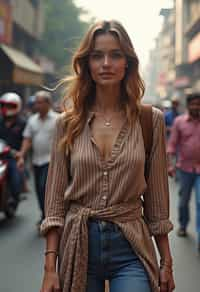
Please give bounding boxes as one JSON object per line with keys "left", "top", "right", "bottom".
{"left": 0, "top": 44, "right": 44, "bottom": 86}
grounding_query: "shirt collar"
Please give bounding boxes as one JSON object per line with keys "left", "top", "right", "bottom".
{"left": 38, "top": 109, "right": 54, "bottom": 120}
{"left": 47, "top": 109, "right": 54, "bottom": 118}
{"left": 87, "top": 111, "right": 95, "bottom": 124}
{"left": 185, "top": 113, "right": 200, "bottom": 122}
{"left": 185, "top": 113, "right": 191, "bottom": 121}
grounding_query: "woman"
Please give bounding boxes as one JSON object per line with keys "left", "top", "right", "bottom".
{"left": 40, "top": 20, "right": 175, "bottom": 292}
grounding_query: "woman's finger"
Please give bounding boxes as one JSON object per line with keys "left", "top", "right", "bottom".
{"left": 54, "top": 287, "right": 61, "bottom": 292}
{"left": 168, "top": 280, "right": 175, "bottom": 291}
{"left": 160, "top": 281, "right": 168, "bottom": 292}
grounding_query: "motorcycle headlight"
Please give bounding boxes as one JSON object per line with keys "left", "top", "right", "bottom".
{"left": 0, "top": 163, "right": 6, "bottom": 177}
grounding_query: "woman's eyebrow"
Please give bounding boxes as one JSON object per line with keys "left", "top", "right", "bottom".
{"left": 91, "top": 49, "right": 123, "bottom": 53}
{"left": 90, "top": 49, "right": 103, "bottom": 53}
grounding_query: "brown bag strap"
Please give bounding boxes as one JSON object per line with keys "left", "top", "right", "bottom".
{"left": 139, "top": 104, "right": 153, "bottom": 180}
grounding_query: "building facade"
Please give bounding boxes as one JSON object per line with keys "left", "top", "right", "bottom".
{"left": 146, "top": 0, "right": 200, "bottom": 107}
{"left": 186, "top": 0, "right": 200, "bottom": 91}
{"left": 145, "top": 6, "right": 176, "bottom": 106}
{"left": 174, "top": 0, "right": 200, "bottom": 96}
{"left": 0, "top": 0, "right": 44, "bottom": 99}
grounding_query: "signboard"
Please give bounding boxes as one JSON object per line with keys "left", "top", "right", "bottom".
{"left": 188, "top": 32, "right": 200, "bottom": 63}
{"left": 174, "top": 76, "right": 190, "bottom": 88}
{"left": 0, "top": 1, "right": 12, "bottom": 44}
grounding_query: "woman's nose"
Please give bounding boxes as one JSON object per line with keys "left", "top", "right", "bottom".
{"left": 102, "top": 54, "right": 111, "bottom": 66}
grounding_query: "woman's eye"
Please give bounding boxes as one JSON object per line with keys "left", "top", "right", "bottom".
{"left": 90, "top": 51, "right": 124, "bottom": 61}
{"left": 111, "top": 52, "right": 124, "bottom": 59}
{"left": 90, "top": 53, "right": 103, "bottom": 60}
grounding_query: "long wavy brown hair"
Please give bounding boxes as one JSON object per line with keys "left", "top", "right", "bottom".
{"left": 60, "top": 20, "right": 145, "bottom": 150}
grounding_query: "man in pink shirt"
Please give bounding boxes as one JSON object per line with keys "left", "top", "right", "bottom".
{"left": 167, "top": 93, "right": 200, "bottom": 251}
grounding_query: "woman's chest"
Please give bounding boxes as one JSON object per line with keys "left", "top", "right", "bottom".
{"left": 90, "top": 118, "right": 125, "bottom": 160}
{"left": 71, "top": 120, "right": 145, "bottom": 171}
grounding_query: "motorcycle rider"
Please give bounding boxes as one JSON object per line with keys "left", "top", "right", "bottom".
{"left": 0, "top": 92, "right": 26, "bottom": 210}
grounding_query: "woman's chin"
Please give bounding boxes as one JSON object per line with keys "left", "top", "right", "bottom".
{"left": 97, "top": 80, "right": 120, "bottom": 87}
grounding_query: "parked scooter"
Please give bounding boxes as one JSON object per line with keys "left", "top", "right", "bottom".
{"left": 0, "top": 139, "right": 19, "bottom": 218}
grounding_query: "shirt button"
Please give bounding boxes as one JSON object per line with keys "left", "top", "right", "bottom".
{"left": 102, "top": 196, "right": 107, "bottom": 200}
{"left": 103, "top": 171, "right": 108, "bottom": 176}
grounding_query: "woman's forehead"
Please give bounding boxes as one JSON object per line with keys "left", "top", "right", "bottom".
{"left": 93, "top": 33, "right": 121, "bottom": 50}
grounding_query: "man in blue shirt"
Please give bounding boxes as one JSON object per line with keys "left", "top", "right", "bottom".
{"left": 164, "top": 96, "right": 180, "bottom": 139}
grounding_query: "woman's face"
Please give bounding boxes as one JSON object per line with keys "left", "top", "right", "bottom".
{"left": 88, "top": 33, "right": 127, "bottom": 87}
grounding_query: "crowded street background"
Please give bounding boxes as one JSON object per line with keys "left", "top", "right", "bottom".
{"left": 0, "top": 1, "right": 200, "bottom": 292}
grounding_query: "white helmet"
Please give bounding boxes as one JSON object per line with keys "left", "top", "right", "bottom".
{"left": 0, "top": 92, "right": 22, "bottom": 117}
{"left": 162, "top": 99, "right": 171, "bottom": 109}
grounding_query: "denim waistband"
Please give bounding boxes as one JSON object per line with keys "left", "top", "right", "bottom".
{"left": 88, "top": 219, "right": 121, "bottom": 232}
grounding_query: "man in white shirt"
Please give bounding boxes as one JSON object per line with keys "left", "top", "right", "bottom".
{"left": 17, "top": 91, "right": 59, "bottom": 225}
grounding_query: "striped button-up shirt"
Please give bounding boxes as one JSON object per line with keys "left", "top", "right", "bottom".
{"left": 41, "top": 107, "right": 173, "bottom": 292}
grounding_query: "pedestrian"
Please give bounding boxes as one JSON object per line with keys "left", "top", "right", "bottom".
{"left": 167, "top": 92, "right": 200, "bottom": 250}
{"left": 40, "top": 20, "right": 175, "bottom": 292}
{"left": 164, "top": 96, "right": 180, "bottom": 139}
{"left": 25, "top": 95, "right": 37, "bottom": 118}
{"left": 17, "top": 90, "right": 59, "bottom": 226}
{"left": 0, "top": 92, "right": 26, "bottom": 213}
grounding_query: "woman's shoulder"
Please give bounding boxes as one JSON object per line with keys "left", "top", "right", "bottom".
{"left": 152, "top": 106, "right": 163, "bottom": 118}
{"left": 152, "top": 106, "right": 164, "bottom": 127}
{"left": 54, "top": 112, "right": 68, "bottom": 131}
{"left": 56, "top": 111, "right": 67, "bottom": 121}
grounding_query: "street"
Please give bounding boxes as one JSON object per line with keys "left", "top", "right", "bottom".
{"left": 0, "top": 178, "right": 200, "bottom": 292}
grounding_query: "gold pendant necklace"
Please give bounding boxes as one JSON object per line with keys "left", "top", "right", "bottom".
{"left": 105, "top": 122, "right": 111, "bottom": 127}
{"left": 91, "top": 112, "right": 114, "bottom": 127}
{"left": 102, "top": 116, "right": 112, "bottom": 127}
{"left": 90, "top": 109, "right": 123, "bottom": 128}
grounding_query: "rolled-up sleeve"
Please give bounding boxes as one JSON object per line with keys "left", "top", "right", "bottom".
{"left": 40, "top": 115, "right": 69, "bottom": 236}
{"left": 143, "top": 108, "right": 173, "bottom": 236}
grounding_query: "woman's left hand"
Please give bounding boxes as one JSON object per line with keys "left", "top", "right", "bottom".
{"left": 159, "top": 266, "right": 175, "bottom": 292}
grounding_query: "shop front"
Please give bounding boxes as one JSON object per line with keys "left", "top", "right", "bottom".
{"left": 0, "top": 44, "right": 43, "bottom": 100}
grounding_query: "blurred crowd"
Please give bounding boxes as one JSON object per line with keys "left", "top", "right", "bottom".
{"left": 0, "top": 90, "right": 59, "bottom": 226}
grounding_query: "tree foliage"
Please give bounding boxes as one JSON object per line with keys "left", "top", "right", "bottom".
{"left": 40, "top": 0, "right": 90, "bottom": 72}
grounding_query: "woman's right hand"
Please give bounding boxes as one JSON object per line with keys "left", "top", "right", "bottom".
{"left": 40, "top": 270, "right": 61, "bottom": 292}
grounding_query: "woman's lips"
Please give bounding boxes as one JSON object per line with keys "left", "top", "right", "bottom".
{"left": 99, "top": 72, "right": 114, "bottom": 77}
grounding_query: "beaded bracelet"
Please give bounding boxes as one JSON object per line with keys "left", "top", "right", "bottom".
{"left": 44, "top": 250, "right": 58, "bottom": 256}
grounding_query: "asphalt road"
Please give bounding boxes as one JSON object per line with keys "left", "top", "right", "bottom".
{"left": 0, "top": 177, "right": 199, "bottom": 292}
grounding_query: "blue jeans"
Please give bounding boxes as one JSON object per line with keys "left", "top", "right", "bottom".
{"left": 33, "top": 163, "right": 49, "bottom": 220}
{"left": 7, "top": 157, "right": 23, "bottom": 202}
{"left": 86, "top": 220, "right": 151, "bottom": 292}
{"left": 178, "top": 169, "right": 200, "bottom": 241}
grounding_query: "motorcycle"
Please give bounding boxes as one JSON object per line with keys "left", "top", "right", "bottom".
{"left": 0, "top": 139, "right": 20, "bottom": 218}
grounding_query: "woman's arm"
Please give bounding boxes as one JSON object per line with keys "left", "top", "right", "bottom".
{"left": 44, "top": 228, "right": 61, "bottom": 272}
{"left": 154, "top": 234, "right": 175, "bottom": 292}
{"left": 40, "top": 115, "right": 69, "bottom": 292}
{"left": 40, "top": 115, "right": 69, "bottom": 236}
{"left": 143, "top": 108, "right": 173, "bottom": 236}
{"left": 154, "top": 234, "right": 173, "bottom": 267}
{"left": 41, "top": 228, "right": 62, "bottom": 292}
{"left": 143, "top": 108, "right": 175, "bottom": 291}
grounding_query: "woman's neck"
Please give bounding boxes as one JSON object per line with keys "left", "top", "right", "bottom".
{"left": 93, "top": 86, "right": 122, "bottom": 113}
